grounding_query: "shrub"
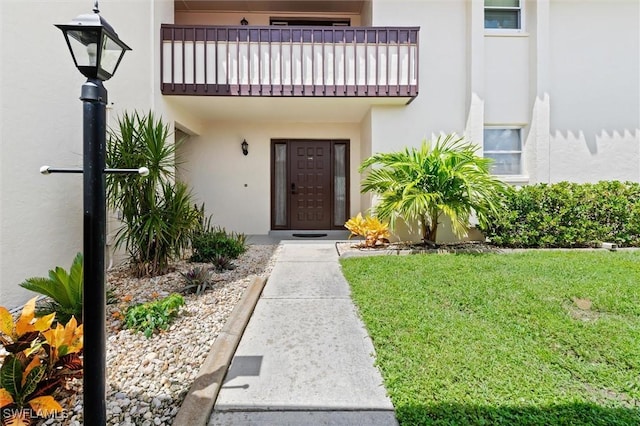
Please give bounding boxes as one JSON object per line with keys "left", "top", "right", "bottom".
{"left": 189, "top": 205, "right": 247, "bottom": 263}
{"left": 107, "top": 111, "right": 200, "bottom": 276}
{"left": 19, "top": 253, "right": 83, "bottom": 324}
{"left": 344, "top": 213, "right": 391, "bottom": 247}
{"left": 190, "top": 230, "right": 246, "bottom": 262}
{"left": 0, "top": 298, "right": 83, "bottom": 425}
{"left": 480, "top": 181, "right": 640, "bottom": 248}
{"left": 124, "top": 294, "right": 185, "bottom": 338}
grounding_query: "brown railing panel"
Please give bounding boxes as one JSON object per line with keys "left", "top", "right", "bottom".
{"left": 161, "top": 25, "right": 419, "bottom": 98}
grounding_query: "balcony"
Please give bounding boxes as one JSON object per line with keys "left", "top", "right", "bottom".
{"left": 161, "top": 25, "right": 419, "bottom": 100}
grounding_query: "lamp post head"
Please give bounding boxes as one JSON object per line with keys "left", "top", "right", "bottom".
{"left": 55, "top": 4, "right": 131, "bottom": 81}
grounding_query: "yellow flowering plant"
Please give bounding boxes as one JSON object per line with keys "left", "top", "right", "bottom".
{"left": 0, "top": 298, "right": 82, "bottom": 426}
{"left": 344, "top": 213, "right": 391, "bottom": 248}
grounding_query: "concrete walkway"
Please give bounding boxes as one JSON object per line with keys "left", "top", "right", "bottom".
{"left": 209, "top": 241, "right": 397, "bottom": 425}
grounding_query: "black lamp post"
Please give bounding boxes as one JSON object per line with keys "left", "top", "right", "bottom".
{"left": 52, "top": 2, "right": 131, "bottom": 424}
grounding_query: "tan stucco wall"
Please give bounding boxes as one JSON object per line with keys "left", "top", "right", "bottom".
{"left": 361, "top": 0, "right": 373, "bottom": 26}
{"left": 176, "top": 121, "right": 362, "bottom": 234}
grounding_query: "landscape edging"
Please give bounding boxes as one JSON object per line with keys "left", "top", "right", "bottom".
{"left": 172, "top": 275, "right": 267, "bottom": 426}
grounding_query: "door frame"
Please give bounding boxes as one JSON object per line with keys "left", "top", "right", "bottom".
{"left": 270, "top": 139, "right": 350, "bottom": 230}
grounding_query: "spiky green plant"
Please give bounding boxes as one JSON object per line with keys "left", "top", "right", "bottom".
{"left": 19, "top": 253, "right": 83, "bottom": 324}
{"left": 210, "top": 255, "right": 236, "bottom": 272}
{"left": 180, "top": 266, "right": 213, "bottom": 295}
{"left": 359, "top": 134, "right": 510, "bottom": 243}
{"left": 106, "top": 111, "right": 200, "bottom": 276}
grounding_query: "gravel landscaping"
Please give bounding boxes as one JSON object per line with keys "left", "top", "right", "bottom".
{"left": 36, "top": 242, "right": 279, "bottom": 426}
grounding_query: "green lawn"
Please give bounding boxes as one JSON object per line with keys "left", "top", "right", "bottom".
{"left": 340, "top": 250, "right": 640, "bottom": 425}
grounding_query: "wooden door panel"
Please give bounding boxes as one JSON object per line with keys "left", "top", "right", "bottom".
{"left": 290, "top": 141, "right": 331, "bottom": 229}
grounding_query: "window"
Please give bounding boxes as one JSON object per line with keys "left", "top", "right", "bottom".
{"left": 485, "top": 0, "right": 522, "bottom": 30}
{"left": 484, "top": 128, "right": 522, "bottom": 175}
{"left": 333, "top": 143, "right": 347, "bottom": 227}
{"left": 269, "top": 18, "right": 350, "bottom": 26}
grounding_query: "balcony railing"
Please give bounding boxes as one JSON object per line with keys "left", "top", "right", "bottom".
{"left": 161, "top": 25, "right": 419, "bottom": 98}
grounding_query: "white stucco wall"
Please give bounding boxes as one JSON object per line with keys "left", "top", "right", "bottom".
{"left": 176, "top": 120, "right": 362, "bottom": 234}
{"left": 0, "top": 0, "right": 173, "bottom": 309}
{"left": 548, "top": 0, "right": 640, "bottom": 183}
{"left": 359, "top": 110, "right": 373, "bottom": 213}
{"left": 485, "top": 35, "right": 530, "bottom": 125}
{"left": 368, "top": 0, "right": 468, "bottom": 153}
{"left": 369, "top": 0, "right": 639, "bottom": 188}
{"left": 1, "top": 1, "right": 85, "bottom": 309}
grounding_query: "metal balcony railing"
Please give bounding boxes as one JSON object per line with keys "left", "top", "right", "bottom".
{"left": 161, "top": 25, "right": 419, "bottom": 98}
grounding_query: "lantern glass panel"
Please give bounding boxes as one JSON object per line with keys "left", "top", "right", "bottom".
{"left": 67, "top": 30, "right": 100, "bottom": 67}
{"left": 100, "top": 33, "right": 125, "bottom": 76}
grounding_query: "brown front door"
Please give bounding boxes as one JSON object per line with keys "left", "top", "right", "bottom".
{"left": 271, "top": 139, "right": 349, "bottom": 230}
{"left": 290, "top": 140, "right": 332, "bottom": 229}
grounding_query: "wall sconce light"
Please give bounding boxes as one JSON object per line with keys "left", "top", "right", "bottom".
{"left": 241, "top": 139, "right": 249, "bottom": 155}
{"left": 240, "top": 17, "right": 248, "bottom": 25}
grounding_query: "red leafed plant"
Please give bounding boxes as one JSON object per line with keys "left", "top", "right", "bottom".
{"left": 0, "top": 297, "right": 83, "bottom": 426}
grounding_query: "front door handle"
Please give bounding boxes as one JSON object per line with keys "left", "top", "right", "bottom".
{"left": 291, "top": 183, "right": 296, "bottom": 194}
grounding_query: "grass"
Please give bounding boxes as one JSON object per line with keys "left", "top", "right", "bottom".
{"left": 340, "top": 250, "right": 640, "bottom": 425}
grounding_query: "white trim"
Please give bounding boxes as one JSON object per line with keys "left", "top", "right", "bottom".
{"left": 498, "top": 175, "right": 530, "bottom": 185}
{"left": 484, "top": 31, "right": 529, "bottom": 38}
{"left": 484, "top": 123, "right": 527, "bottom": 129}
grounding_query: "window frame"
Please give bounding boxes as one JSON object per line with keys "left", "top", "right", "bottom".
{"left": 483, "top": 126, "right": 524, "bottom": 177}
{"left": 484, "top": 0, "right": 524, "bottom": 33}
{"left": 269, "top": 18, "right": 351, "bottom": 26}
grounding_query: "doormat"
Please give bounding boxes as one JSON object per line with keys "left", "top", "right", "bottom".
{"left": 292, "top": 233, "right": 327, "bottom": 238}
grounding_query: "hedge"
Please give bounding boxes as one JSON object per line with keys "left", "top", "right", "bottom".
{"left": 479, "top": 181, "right": 640, "bottom": 248}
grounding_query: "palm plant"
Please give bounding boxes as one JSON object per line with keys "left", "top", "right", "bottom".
{"left": 359, "top": 134, "right": 510, "bottom": 244}
{"left": 107, "top": 111, "right": 200, "bottom": 276}
{"left": 19, "top": 253, "right": 83, "bottom": 324}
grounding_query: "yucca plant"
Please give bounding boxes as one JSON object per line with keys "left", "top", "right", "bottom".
{"left": 19, "top": 253, "right": 83, "bottom": 324}
{"left": 107, "top": 111, "right": 200, "bottom": 276}
{"left": 0, "top": 298, "right": 83, "bottom": 426}
{"left": 360, "top": 134, "right": 511, "bottom": 243}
